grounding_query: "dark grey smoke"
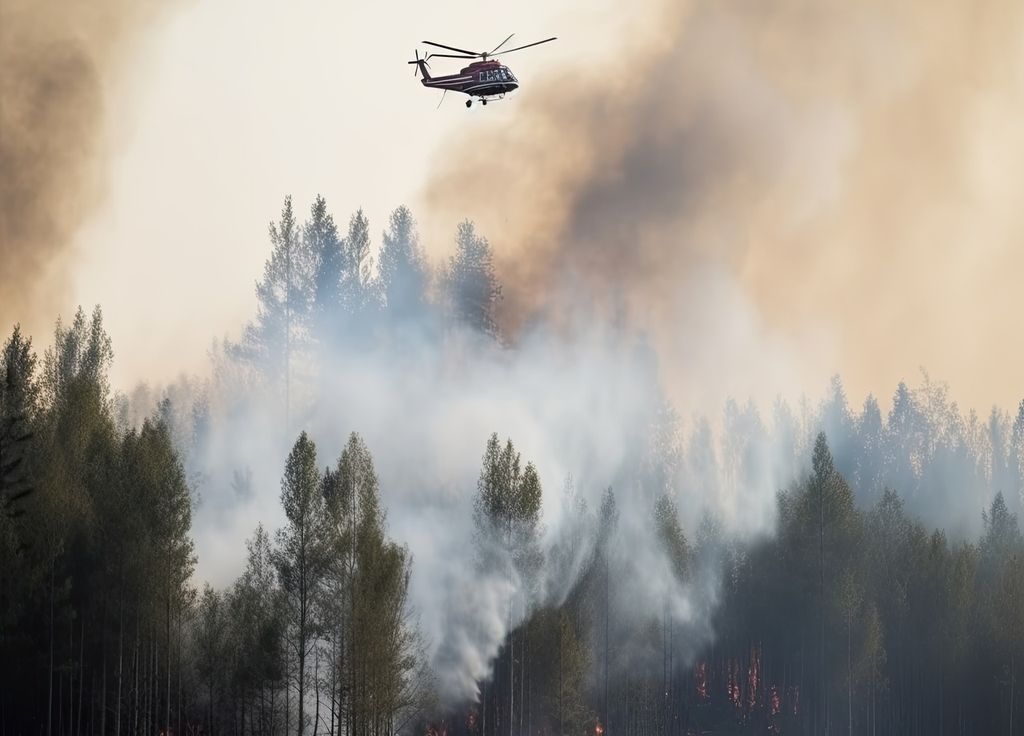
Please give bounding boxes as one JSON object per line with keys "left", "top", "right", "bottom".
{"left": 0, "top": 0, "right": 180, "bottom": 327}
{"left": 423, "top": 0, "right": 1024, "bottom": 411}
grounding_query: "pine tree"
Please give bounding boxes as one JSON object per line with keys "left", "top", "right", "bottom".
{"left": 856, "top": 395, "right": 885, "bottom": 500}
{"left": 379, "top": 206, "right": 430, "bottom": 322}
{"left": 0, "top": 326, "right": 37, "bottom": 655}
{"left": 306, "top": 195, "right": 344, "bottom": 341}
{"left": 36, "top": 307, "right": 117, "bottom": 736}
{"left": 596, "top": 489, "right": 618, "bottom": 736}
{"left": 242, "top": 197, "right": 314, "bottom": 422}
{"left": 1009, "top": 400, "right": 1024, "bottom": 518}
{"left": 341, "top": 209, "right": 380, "bottom": 328}
{"left": 195, "top": 586, "right": 226, "bottom": 734}
{"left": 42, "top": 305, "right": 114, "bottom": 408}
{"left": 228, "top": 524, "right": 284, "bottom": 734}
{"left": 653, "top": 495, "right": 689, "bottom": 582}
{"left": 274, "top": 432, "right": 328, "bottom": 736}
{"left": 472, "top": 434, "right": 543, "bottom": 736}
{"left": 0, "top": 325, "right": 37, "bottom": 522}
{"left": 444, "top": 221, "right": 502, "bottom": 337}
{"left": 325, "top": 433, "right": 430, "bottom": 736}
{"left": 887, "top": 381, "right": 923, "bottom": 500}
{"left": 123, "top": 410, "right": 196, "bottom": 736}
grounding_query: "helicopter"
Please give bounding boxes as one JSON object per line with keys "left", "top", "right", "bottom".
{"left": 408, "top": 34, "right": 556, "bottom": 108}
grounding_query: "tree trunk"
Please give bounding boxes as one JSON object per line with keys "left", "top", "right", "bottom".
{"left": 520, "top": 605, "right": 525, "bottom": 736}
{"left": 271, "top": 678, "right": 277, "bottom": 736}
{"left": 1010, "top": 653, "right": 1015, "bottom": 736}
{"left": 330, "top": 636, "right": 336, "bottom": 736}
{"left": 89, "top": 670, "right": 95, "bottom": 736}
{"left": 604, "top": 556, "right": 610, "bottom": 735}
{"left": 819, "top": 477, "right": 825, "bottom": 736}
{"left": 134, "top": 620, "right": 140, "bottom": 736}
{"left": 145, "top": 632, "right": 151, "bottom": 736}
{"left": 557, "top": 613, "right": 563, "bottom": 736}
{"left": 146, "top": 634, "right": 151, "bottom": 736}
{"left": 116, "top": 600, "right": 124, "bottom": 736}
{"left": 59, "top": 638, "right": 64, "bottom": 736}
{"left": 313, "top": 647, "right": 321, "bottom": 736}
{"left": 152, "top": 629, "right": 158, "bottom": 736}
{"left": 77, "top": 616, "right": 84, "bottom": 736}
{"left": 662, "top": 602, "right": 668, "bottom": 736}
{"left": 177, "top": 613, "right": 183, "bottom": 736}
{"left": 166, "top": 592, "right": 172, "bottom": 736}
{"left": 299, "top": 632, "right": 306, "bottom": 736}
{"left": 871, "top": 649, "right": 875, "bottom": 736}
{"left": 48, "top": 558, "right": 55, "bottom": 736}
{"left": 262, "top": 682, "right": 268, "bottom": 736}
{"left": 101, "top": 635, "right": 108, "bottom": 736}
{"left": 350, "top": 562, "right": 356, "bottom": 736}
{"left": 848, "top": 614, "right": 852, "bottom": 736}
{"left": 285, "top": 642, "right": 291, "bottom": 736}
{"left": 508, "top": 594, "right": 514, "bottom": 736}
{"left": 68, "top": 613, "right": 74, "bottom": 736}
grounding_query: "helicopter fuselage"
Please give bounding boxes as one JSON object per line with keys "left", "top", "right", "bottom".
{"left": 420, "top": 60, "right": 518, "bottom": 101}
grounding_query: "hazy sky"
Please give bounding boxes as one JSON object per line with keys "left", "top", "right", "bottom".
{"left": 64, "top": 0, "right": 624, "bottom": 386}
{"left": 13, "top": 0, "right": 1024, "bottom": 415}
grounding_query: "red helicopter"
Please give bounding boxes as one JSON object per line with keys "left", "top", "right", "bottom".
{"left": 408, "top": 34, "right": 557, "bottom": 108}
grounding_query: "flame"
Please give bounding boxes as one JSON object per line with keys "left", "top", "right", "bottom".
{"left": 727, "top": 659, "right": 741, "bottom": 710}
{"left": 747, "top": 644, "right": 761, "bottom": 710}
{"left": 426, "top": 721, "right": 449, "bottom": 736}
{"left": 694, "top": 661, "right": 709, "bottom": 701}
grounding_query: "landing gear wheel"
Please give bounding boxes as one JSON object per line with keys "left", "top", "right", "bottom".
{"left": 466, "top": 99, "right": 472, "bottom": 108}
{"left": 482, "top": 98, "right": 488, "bottom": 105}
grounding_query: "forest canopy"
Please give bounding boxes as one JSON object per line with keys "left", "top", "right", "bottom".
{"left": 1, "top": 197, "right": 1022, "bottom": 736}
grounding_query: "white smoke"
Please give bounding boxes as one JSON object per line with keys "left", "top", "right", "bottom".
{"left": 127, "top": 276, "right": 803, "bottom": 705}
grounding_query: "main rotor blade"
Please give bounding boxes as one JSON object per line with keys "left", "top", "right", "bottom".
{"left": 490, "top": 33, "right": 515, "bottom": 55}
{"left": 494, "top": 37, "right": 557, "bottom": 55}
{"left": 429, "top": 53, "right": 477, "bottom": 59}
{"left": 423, "top": 40, "right": 480, "bottom": 56}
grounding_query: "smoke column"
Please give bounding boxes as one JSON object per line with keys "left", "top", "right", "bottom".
{"left": 423, "top": 0, "right": 1024, "bottom": 414}
{"left": 0, "top": 0, "right": 180, "bottom": 329}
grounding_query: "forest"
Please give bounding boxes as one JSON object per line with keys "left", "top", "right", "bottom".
{"left": 1, "top": 196, "right": 1023, "bottom": 736}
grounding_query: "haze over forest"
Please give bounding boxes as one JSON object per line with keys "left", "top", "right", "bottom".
{"left": 2, "top": 0, "right": 1024, "bottom": 734}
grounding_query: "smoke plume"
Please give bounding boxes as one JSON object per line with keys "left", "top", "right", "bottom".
{"left": 0, "top": 0, "right": 178, "bottom": 327}
{"left": 423, "top": 0, "right": 1024, "bottom": 413}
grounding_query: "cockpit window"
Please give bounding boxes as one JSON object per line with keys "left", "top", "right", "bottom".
{"left": 482, "top": 69, "right": 512, "bottom": 83}
{"left": 481, "top": 68, "right": 514, "bottom": 83}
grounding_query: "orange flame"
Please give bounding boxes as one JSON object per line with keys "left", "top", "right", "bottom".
{"left": 695, "top": 661, "right": 709, "bottom": 701}
{"left": 747, "top": 644, "right": 761, "bottom": 710}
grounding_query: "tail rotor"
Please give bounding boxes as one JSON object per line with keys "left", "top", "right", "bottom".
{"left": 408, "top": 49, "right": 431, "bottom": 78}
